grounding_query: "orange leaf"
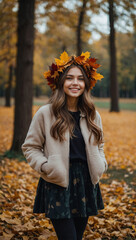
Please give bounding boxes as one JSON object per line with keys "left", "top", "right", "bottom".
{"left": 91, "top": 71, "right": 104, "bottom": 80}
{"left": 87, "top": 58, "right": 101, "bottom": 68}
{"left": 75, "top": 56, "right": 86, "bottom": 64}
{"left": 43, "top": 70, "right": 51, "bottom": 78}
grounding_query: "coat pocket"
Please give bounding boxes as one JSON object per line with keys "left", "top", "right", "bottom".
{"left": 93, "top": 153, "right": 105, "bottom": 176}
{"left": 87, "top": 150, "right": 105, "bottom": 182}
{"left": 45, "top": 154, "right": 66, "bottom": 182}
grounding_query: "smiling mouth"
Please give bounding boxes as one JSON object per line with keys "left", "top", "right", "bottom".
{"left": 69, "top": 88, "right": 80, "bottom": 91}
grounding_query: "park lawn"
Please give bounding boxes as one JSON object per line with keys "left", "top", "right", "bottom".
{"left": 0, "top": 97, "right": 136, "bottom": 111}
{"left": 0, "top": 106, "right": 136, "bottom": 239}
{"left": 33, "top": 97, "right": 136, "bottom": 111}
{"left": 94, "top": 101, "right": 136, "bottom": 111}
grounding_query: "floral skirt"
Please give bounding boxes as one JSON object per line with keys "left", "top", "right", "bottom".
{"left": 33, "top": 160, "right": 104, "bottom": 219}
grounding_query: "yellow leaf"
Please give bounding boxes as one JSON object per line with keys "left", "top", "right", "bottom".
{"left": 81, "top": 51, "right": 90, "bottom": 59}
{"left": 60, "top": 51, "right": 70, "bottom": 61}
{"left": 55, "top": 51, "right": 70, "bottom": 66}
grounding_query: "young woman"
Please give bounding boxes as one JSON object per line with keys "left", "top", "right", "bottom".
{"left": 22, "top": 51, "right": 108, "bottom": 240}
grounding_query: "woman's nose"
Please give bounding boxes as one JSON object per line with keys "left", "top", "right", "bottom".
{"left": 73, "top": 78, "right": 78, "bottom": 84}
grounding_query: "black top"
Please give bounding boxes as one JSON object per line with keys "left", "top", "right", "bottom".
{"left": 69, "top": 111, "right": 87, "bottom": 162}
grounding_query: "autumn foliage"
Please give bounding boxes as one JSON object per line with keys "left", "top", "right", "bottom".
{"left": 43, "top": 51, "right": 103, "bottom": 91}
{"left": 0, "top": 106, "right": 136, "bottom": 240}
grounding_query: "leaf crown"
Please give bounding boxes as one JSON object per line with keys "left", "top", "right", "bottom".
{"left": 43, "top": 51, "right": 104, "bottom": 90}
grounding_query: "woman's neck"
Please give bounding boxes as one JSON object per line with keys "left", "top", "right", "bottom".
{"left": 66, "top": 97, "right": 78, "bottom": 112}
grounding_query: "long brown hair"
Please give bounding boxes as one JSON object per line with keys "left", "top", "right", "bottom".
{"left": 49, "top": 64, "right": 104, "bottom": 145}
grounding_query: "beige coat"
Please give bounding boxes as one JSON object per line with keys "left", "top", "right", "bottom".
{"left": 22, "top": 104, "right": 108, "bottom": 188}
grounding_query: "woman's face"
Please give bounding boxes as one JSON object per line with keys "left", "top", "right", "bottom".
{"left": 63, "top": 66, "right": 85, "bottom": 99}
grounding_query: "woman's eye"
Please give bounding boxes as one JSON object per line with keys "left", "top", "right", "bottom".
{"left": 78, "top": 78, "right": 84, "bottom": 81}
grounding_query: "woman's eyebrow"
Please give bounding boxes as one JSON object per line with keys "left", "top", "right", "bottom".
{"left": 66, "top": 74, "right": 83, "bottom": 77}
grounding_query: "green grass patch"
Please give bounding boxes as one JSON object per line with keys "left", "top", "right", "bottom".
{"left": 94, "top": 101, "right": 136, "bottom": 111}
{"left": 119, "top": 102, "right": 136, "bottom": 111}
{"left": 33, "top": 101, "right": 45, "bottom": 106}
{"left": 34, "top": 100, "right": 136, "bottom": 111}
{"left": 94, "top": 101, "right": 110, "bottom": 109}
{"left": 101, "top": 167, "right": 136, "bottom": 190}
{"left": 1, "top": 150, "right": 26, "bottom": 162}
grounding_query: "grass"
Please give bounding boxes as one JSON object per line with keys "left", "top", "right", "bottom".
{"left": 1, "top": 150, "right": 26, "bottom": 162}
{"left": 33, "top": 99, "right": 136, "bottom": 111}
{"left": 33, "top": 97, "right": 136, "bottom": 111}
{"left": 101, "top": 167, "right": 136, "bottom": 191}
{"left": 94, "top": 101, "right": 136, "bottom": 111}
{"left": 0, "top": 97, "right": 136, "bottom": 111}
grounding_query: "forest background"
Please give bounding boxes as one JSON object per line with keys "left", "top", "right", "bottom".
{"left": 0, "top": 1, "right": 136, "bottom": 239}
{"left": 0, "top": 0, "right": 135, "bottom": 174}
{"left": 0, "top": 0, "right": 136, "bottom": 103}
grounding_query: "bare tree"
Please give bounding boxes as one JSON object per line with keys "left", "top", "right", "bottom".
{"left": 11, "top": 0, "right": 35, "bottom": 152}
{"left": 77, "top": 0, "right": 87, "bottom": 55}
{"left": 5, "top": 65, "right": 13, "bottom": 107}
{"left": 109, "top": 0, "right": 119, "bottom": 112}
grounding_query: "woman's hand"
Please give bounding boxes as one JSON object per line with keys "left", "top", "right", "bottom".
{"left": 41, "top": 161, "right": 48, "bottom": 173}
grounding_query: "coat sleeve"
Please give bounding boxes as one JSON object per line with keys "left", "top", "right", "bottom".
{"left": 96, "top": 111, "right": 108, "bottom": 172}
{"left": 21, "top": 108, "right": 47, "bottom": 174}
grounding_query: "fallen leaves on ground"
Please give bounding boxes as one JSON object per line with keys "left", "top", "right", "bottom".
{"left": 0, "top": 106, "right": 136, "bottom": 240}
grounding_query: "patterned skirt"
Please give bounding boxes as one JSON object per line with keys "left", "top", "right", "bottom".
{"left": 33, "top": 160, "right": 104, "bottom": 219}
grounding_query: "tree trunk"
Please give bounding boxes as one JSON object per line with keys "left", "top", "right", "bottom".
{"left": 62, "top": 44, "right": 66, "bottom": 52}
{"left": 133, "top": 75, "right": 136, "bottom": 98}
{"left": 10, "top": 0, "right": 35, "bottom": 152}
{"left": 76, "top": 0, "right": 87, "bottom": 56}
{"left": 109, "top": 0, "right": 120, "bottom": 112}
{"left": 5, "top": 64, "right": 13, "bottom": 107}
{"left": 35, "top": 85, "right": 41, "bottom": 97}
